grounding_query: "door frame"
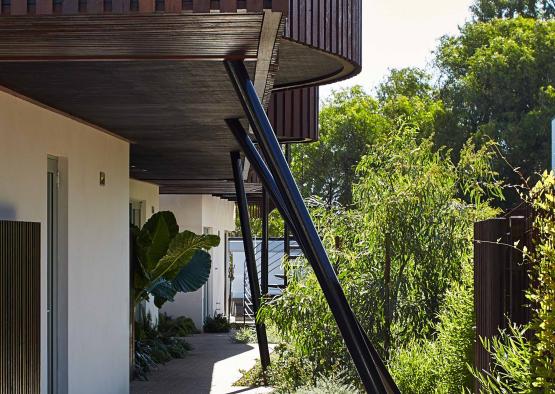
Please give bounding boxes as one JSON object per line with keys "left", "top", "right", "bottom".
{"left": 47, "top": 156, "right": 68, "bottom": 394}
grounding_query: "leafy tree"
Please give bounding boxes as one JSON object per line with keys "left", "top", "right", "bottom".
{"left": 470, "top": 0, "right": 555, "bottom": 21}
{"left": 377, "top": 68, "right": 445, "bottom": 140}
{"left": 292, "top": 70, "right": 445, "bottom": 207}
{"left": 291, "top": 86, "right": 385, "bottom": 207}
{"left": 260, "top": 126, "right": 501, "bottom": 388}
{"left": 435, "top": 17, "right": 555, "bottom": 201}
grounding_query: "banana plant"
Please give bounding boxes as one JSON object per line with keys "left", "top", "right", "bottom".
{"left": 131, "top": 211, "right": 220, "bottom": 307}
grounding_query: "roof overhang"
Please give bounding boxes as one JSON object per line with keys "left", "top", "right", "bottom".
{"left": 0, "top": 12, "right": 354, "bottom": 196}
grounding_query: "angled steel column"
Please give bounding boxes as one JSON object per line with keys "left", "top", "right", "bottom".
{"left": 231, "top": 151, "right": 271, "bottom": 372}
{"left": 225, "top": 60, "right": 398, "bottom": 394}
{"left": 261, "top": 187, "right": 269, "bottom": 295}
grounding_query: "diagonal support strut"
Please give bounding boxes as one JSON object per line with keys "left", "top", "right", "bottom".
{"left": 224, "top": 60, "right": 399, "bottom": 394}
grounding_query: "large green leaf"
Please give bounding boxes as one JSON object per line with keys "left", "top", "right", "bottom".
{"left": 149, "top": 278, "right": 178, "bottom": 308}
{"left": 172, "top": 250, "right": 212, "bottom": 293}
{"left": 151, "top": 231, "right": 220, "bottom": 281}
{"left": 136, "top": 211, "right": 179, "bottom": 272}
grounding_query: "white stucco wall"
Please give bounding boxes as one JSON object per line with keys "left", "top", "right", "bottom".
{"left": 130, "top": 179, "right": 160, "bottom": 324}
{"left": 0, "top": 90, "right": 130, "bottom": 394}
{"left": 129, "top": 178, "right": 159, "bottom": 225}
{"left": 159, "top": 194, "right": 235, "bottom": 329}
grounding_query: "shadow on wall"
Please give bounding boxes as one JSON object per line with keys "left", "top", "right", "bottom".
{"left": 0, "top": 204, "right": 16, "bottom": 221}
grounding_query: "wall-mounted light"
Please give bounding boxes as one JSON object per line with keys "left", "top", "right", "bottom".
{"left": 99, "top": 172, "right": 106, "bottom": 186}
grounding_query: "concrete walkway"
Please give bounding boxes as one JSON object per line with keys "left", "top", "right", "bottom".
{"left": 131, "top": 333, "right": 273, "bottom": 394}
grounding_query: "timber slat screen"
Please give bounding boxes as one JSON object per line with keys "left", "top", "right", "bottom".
{"left": 0, "top": 221, "right": 41, "bottom": 394}
{"left": 474, "top": 213, "right": 532, "bottom": 386}
{"left": 268, "top": 86, "right": 319, "bottom": 142}
{"left": 0, "top": 0, "right": 287, "bottom": 14}
{"left": 286, "top": 0, "right": 361, "bottom": 70}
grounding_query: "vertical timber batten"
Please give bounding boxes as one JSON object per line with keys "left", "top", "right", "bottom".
{"left": 0, "top": 221, "right": 41, "bottom": 394}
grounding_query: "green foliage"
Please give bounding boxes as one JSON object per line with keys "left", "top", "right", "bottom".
{"left": 260, "top": 126, "right": 500, "bottom": 390}
{"left": 389, "top": 260, "right": 475, "bottom": 393}
{"left": 472, "top": 325, "right": 534, "bottom": 393}
{"left": 292, "top": 75, "right": 446, "bottom": 206}
{"left": 152, "top": 250, "right": 213, "bottom": 308}
{"left": 235, "top": 344, "right": 318, "bottom": 392}
{"left": 231, "top": 325, "right": 282, "bottom": 344}
{"left": 527, "top": 173, "right": 555, "bottom": 390}
{"left": 435, "top": 17, "right": 555, "bottom": 201}
{"left": 470, "top": 0, "right": 555, "bottom": 21}
{"left": 292, "top": 375, "right": 360, "bottom": 394}
{"left": 133, "top": 314, "right": 192, "bottom": 380}
{"left": 132, "top": 211, "right": 220, "bottom": 306}
{"left": 158, "top": 313, "right": 199, "bottom": 337}
{"left": 232, "top": 327, "right": 257, "bottom": 344}
{"left": 291, "top": 86, "right": 386, "bottom": 206}
{"left": 203, "top": 314, "right": 231, "bottom": 333}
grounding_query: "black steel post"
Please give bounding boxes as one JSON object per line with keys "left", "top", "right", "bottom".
{"left": 231, "top": 151, "right": 271, "bottom": 372}
{"left": 261, "top": 187, "right": 269, "bottom": 295}
{"left": 283, "top": 145, "right": 291, "bottom": 287}
{"left": 225, "top": 60, "right": 398, "bottom": 394}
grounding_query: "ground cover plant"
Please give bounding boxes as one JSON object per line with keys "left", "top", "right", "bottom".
{"left": 134, "top": 314, "right": 193, "bottom": 380}
{"left": 203, "top": 314, "right": 231, "bottom": 333}
{"left": 158, "top": 313, "right": 199, "bottom": 337}
{"left": 232, "top": 326, "right": 257, "bottom": 344}
{"left": 231, "top": 324, "right": 282, "bottom": 344}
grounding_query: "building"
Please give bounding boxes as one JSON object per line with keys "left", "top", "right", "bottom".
{"left": 0, "top": 2, "right": 384, "bottom": 394}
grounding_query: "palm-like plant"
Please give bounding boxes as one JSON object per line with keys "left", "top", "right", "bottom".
{"left": 131, "top": 211, "right": 220, "bottom": 307}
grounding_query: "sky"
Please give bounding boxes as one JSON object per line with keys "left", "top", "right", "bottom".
{"left": 320, "top": 0, "right": 475, "bottom": 100}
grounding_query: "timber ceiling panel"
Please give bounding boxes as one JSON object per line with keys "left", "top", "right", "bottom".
{"left": 0, "top": 61, "right": 255, "bottom": 181}
{"left": 0, "top": 14, "right": 263, "bottom": 60}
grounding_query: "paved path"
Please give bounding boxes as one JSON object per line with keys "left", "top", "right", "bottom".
{"left": 131, "top": 333, "right": 273, "bottom": 394}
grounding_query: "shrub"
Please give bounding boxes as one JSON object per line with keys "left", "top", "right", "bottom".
{"left": 235, "top": 344, "right": 320, "bottom": 393}
{"left": 232, "top": 327, "right": 257, "bottom": 344}
{"left": 259, "top": 130, "right": 500, "bottom": 390}
{"left": 528, "top": 173, "right": 555, "bottom": 390}
{"left": 203, "top": 314, "right": 231, "bottom": 333}
{"left": 231, "top": 324, "right": 282, "bottom": 344}
{"left": 159, "top": 313, "right": 199, "bottom": 337}
{"left": 134, "top": 314, "right": 192, "bottom": 380}
{"left": 472, "top": 324, "right": 534, "bottom": 393}
{"left": 293, "top": 375, "right": 361, "bottom": 394}
{"left": 389, "top": 259, "right": 475, "bottom": 393}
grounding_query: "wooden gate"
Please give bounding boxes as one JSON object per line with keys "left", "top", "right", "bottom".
{"left": 473, "top": 211, "right": 532, "bottom": 382}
